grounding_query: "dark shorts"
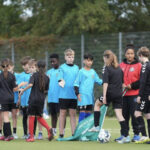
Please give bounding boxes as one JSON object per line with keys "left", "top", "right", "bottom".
{"left": 98, "top": 95, "right": 123, "bottom": 109}
{"left": 0, "top": 104, "right": 14, "bottom": 112}
{"left": 48, "top": 103, "right": 59, "bottom": 115}
{"left": 78, "top": 105, "right": 93, "bottom": 111}
{"left": 11, "top": 103, "right": 19, "bottom": 109}
{"left": 136, "top": 96, "right": 150, "bottom": 113}
{"left": 59, "top": 99, "right": 77, "bottom": 110}
{"left": 28, "top": 105, "right": 44, "bottom": 117}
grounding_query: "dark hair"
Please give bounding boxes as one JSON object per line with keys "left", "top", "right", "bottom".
{"left": 84, "top": 53, "right": 93, "bottom": 60}
{"left": 125, "top": 44, "right": 135, "bottom": 54}
{"left": 1, "top": 58, "right": 9, "bottom": 79}
{"left": 20, "top": 56, "right": 31, "bottom": 65}
{"left": 49, "top": 53, "right": 59, "bottom": 60}
{"left": 137, "top": 47, "right": 150, "bottom": 57}
{"left": 37, "top": 60, "right": 46, "bottom": 92}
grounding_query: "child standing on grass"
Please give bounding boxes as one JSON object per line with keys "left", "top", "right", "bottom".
{"left": 58, "top": 48, "right": 79, "bottom": 138}
{"left": 20, "top": 60, "right": 53, "bottom": 142}
{"left": 134, "top": 47, "right": 150, "bottom": 144}
{"left": 89, "top": 50, "right": 130, "bottom": 144}
{"left": 74, "top": 54, "right": 102, "bottom": 122}
{"left": 47, "top": 54, "right": 60, "bottom": 136}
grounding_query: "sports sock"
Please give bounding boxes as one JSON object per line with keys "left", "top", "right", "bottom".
{"left": 23, "top": 114, "right": 28, "bottom": 135}
{"left": 59, "top": 134, "right": 64, "bottom": 138}
{"left": 119, "top": 121, "right": 128, "bottom": 137}
{"left": 147, "top": 119, "right": 150, "bottom": 138}
{"left": 137, "top": 116, "right": 147, "bottom": 136}
{"left": 0, "top": 129, "right": 2, "bottom": 134}
{"left": 94, "top": 111, "right": 100, "bottom": 127}
{"left": 3, "top": 122, "right": 12, "bottom": 137}
{"left": 28, "top": 116, "right": 35, "bottom": 138}
{"left": 78, "top": 112, "right": 85, "bottom": 122}
{"left": 34, "top": 117, "right": 37, "bottom": 135}
{"left": 13, "top": 128, "right": 16, "bottom": 134}
{"left": 37, "top": 117, "right": 50, "bottom": 131}
{"left": 85, "top": 112, "right": 91, "bottom": 118}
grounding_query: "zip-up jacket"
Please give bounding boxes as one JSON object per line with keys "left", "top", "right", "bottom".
{"left": 120, "top": 58, "right": 142, "bottom": 96}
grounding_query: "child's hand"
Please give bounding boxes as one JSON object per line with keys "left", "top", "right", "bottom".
{"left": 126, "top": 84, "right": 131, "bottom": 90}
{"left": 148, "top": 96, "right": 150, "bottom": 101}
{"left": 77, "top": 94, "right": 81, "bottom": 101}
{"left": 19, "top": 89, "right": 24, "bottom": 96}
{"left": 137, "top": 96, "right": 141, "bottom": 104}
{"left": 59, "top": 80, "right": 65, "bottom": 88}
{"left": 17, "top": 95, "right": 21, "bottom": 106}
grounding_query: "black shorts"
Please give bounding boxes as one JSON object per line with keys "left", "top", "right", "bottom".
{"left": 28, "top": 105, "right": 44, "bottom": 117}
{"left": 48, "top": 103, "right": 59, "bottom": 115}
{"left": 59, "top": 99, "right": 77, "bottom": 110}
{"left": 11, "top": 103, "right": 19, "bottom": 109}
{"left": 98, "top": 95, "right": 123, "bottom": 109}
{"left": 78, "top": 105, "right": 93, "bottom": 111}
{"left": 0, "top": 104, "right": 14, "bottom": 112}
{"left": 136, "top": 97, "right": 150, "bottom": 113}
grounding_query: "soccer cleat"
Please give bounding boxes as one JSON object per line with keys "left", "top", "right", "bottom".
{"left": 13, "top": 133, "right": 19, "bottom": 139}
{"left": 115, "top": 135, "right": 124, "bottom": 141}
{"left": 48, "top": 128, "right": 54, "bottom": 141}
{"left": 0, "top": 135, "right": 5, "bottom": 140}
{"left": 4, "top": 136, "right": 14, "bottom": 141}
{"left": 88, "top": 126, "right": 99, "bottom": 132}
{"left": 26, "top": 137, "right": 34, "bottom": 142}
{"left": 132, "top": 135, "right": 140, "bottom": 142}
{"left": 21, "top": 135, "right": 28, "bottom": 139}
{"left": 117, "top": 136, "right": 131, "bottom": 144}
{"left": 37, "top": 132, "right": 43, "bottom": 140}
{"left": 135, "top": 136, "right": 149, "bottom": 144}
{"left": 52, "top": 128, "right": 57, "bottom": 136}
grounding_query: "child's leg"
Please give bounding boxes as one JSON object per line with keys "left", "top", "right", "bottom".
{"left": 22, "top": 107, "right": 28, "bottom": 135}
{"left": 11, "top": 109, "right": 18, "bottom": 135}
{"left": 34, "top": 117, "right": 37, "bottom": 136}
{"left": 0, "top": 112, "right": 3, "bottom": 135}
{"left": 59, "top": 109, "right": 67, "bottom": 137}
{"left": 69, "top": 109, "right": 76, "bottom": 135}
{"left": 37, "top": 116, "right": 50, "bottom": 131}
{"left": 145, "top": 113, "right": 150, "bottom": 138}
{"left": 28, "top": 116, "right": 35, "bottom": 138}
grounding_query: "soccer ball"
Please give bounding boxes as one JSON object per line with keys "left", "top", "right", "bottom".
{"left": 97, "top": 129, "right": 111, "bottom": 143}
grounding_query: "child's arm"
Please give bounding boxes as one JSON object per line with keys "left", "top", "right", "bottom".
{"left": 94, "top": 71, "right": 103, "bottom": 85}
{"left": 58, "top": 67, "right": 65, "bottom": 88}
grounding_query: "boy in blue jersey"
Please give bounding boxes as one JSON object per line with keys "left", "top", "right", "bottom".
{"left": 18, "top": 56, "right": 31, "bottom": 139}
{"left": 58, "top": 49, "right": 79, "bottom": 138}
{"left": 74, "top": 54, "right": 103, "bottom": 122}
{"left": 47, "top": 54, "right": 60, "bottom": 136}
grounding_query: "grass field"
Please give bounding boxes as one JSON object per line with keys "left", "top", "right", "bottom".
{"left": 0, "top": 116, "right": 150, "bottom": 150}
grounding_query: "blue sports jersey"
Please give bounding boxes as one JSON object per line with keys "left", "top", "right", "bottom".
{"left": 18, "top": 72, "right": 31, "bottom": 106}
{"left": 14, "top": 72, "right": 20, "bottom": 104}
{"left": 47, "top": 68, "right": 60, "bottom": 103}
{"left": 58, "top": 63, "right": 79, "bottom": 99}
{"left": 74, "top": 68, "right": 102, "bottom": 106}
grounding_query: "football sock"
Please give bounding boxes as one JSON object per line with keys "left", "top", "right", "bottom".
{"left": 23, "top": 114, "right": 28, "bottom": 135}
{"left": 119, "top": 121, "right": 128, "bottom": 137}
{"left": 59, "top": 134, "right": 64, "bottom": 138}
{"left": 13, "top": 128, "right": 16, "bottom": 134}
{"left": 147, "top": 119, "right": 150, "bottom": 138}
{"left": 137, "top": 116, "right": 147, "bottom": 136}
{"left": 0, "top": 129, "right": 2, "bottom": 134}
{"left": 3, "top": 122, "right": 12, "bottom": 137}
{"left": 34, "top": 117, "right": 37, "bottom": 135}
{"left": 29, "top": 116, "right": 35, "bottom": 138}
{"left": 94, "top": 111, "right": 100, "bottom": 127}
{"left": 78, "top": 112, "right": 85, "bottom": 122}
{"left": 37, "top": 117, "right": 50, "bottom": 131}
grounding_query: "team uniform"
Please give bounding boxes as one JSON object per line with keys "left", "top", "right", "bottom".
{"left": 47, "top": 68, "right": 60, "bottom": 115}
{"left": 74, "top": 68, "right": 102, "bottom": 111}
{"left": 58, "top": 63, "right": 79, "bottom": 109}
{"left": 99, "top": 66, "right": 123, "bottom": 108}
{"left": 120, "top": 58, "right": 141, "bottom": 138}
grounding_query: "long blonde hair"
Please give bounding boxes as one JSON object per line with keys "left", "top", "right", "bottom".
{"left": 103, "top": 50, "right": 119, "bottom": 68}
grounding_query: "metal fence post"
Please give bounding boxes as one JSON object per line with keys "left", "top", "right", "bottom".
{"left": 81, "top": 34, "right": 85, "bottom": 68}
{"left": 11, "top": 43, "right": 15, "bottom": 63}
{"left": 119, "top": 32, "right": 122, "bottom": 63}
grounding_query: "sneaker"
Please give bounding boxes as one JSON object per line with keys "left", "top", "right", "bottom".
{"left": 135, "top": 136, "right": 149, "bottom": 144}
{"left": 13, "top": 133, "right": 19, "bottom": 139}
{"left": 21, "top": 135, "right": 28, "bottom": 139}
{"left": 52, "top": 128, "right": 57, "bottom": 136}
{"left": 0, "top": 135, "right": 5, "bottom": 140}
{"left": 37, "top": 132, "right": 43, "bottom": 140}
{"left": 48, "top": 128, "right": 54, "bottom": 141}
{"left": 4, "top": 136, "right": 14, "bottom": 141}
{"left": 26, "top": 137, "right": 34, "bottom": 142}
{"left": 132, "top": 135, "right": 140, "bottom": 142}
{"left": 115, "top": 135, "right": 124, "bottom": 141}
{"left": 117, "top": 136, "right": 131, "bottom": 144}
{"left": 88, "top": 126, "right": 99, "bottom": 132}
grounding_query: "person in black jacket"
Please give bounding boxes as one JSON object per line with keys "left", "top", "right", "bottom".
{"left": 0, "top": 59, "right": 25, "bottom": 141}
{"left": 134, "top": 47, "right": 150, "bottom": 144}
{"left": 20, "top": 60, "right": 53, "bottom": 142}
{"left": 89, "top": 50, "right": 130, "bottom": 143}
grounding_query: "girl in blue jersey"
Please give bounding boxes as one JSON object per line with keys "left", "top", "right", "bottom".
{"left": 58, "top": 49, "right": 79, "bottom": 138}
{"left": 74, "top": 54, "right": 102, "bottom": 122}
{"left": 47, "top": 54, "right": 60, "bottom": 136}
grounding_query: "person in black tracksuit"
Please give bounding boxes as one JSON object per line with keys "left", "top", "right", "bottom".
{"left": 0, "top": 59, "right": 25, "bottom": 141}
{"left": 89, "top": 50, "right": 129, "bottom": 143}
{"left": 20, "top": 60, "right": 53, "bottom": 142}
{"left": 134, "top": 47, "right": 150, "bottom": 144}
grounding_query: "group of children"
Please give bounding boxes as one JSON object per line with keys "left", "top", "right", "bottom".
{"left": 0, "top": 46, "right": 150, "bottom": 144}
